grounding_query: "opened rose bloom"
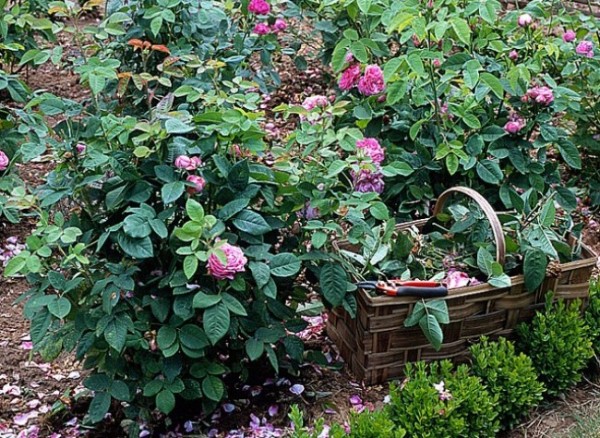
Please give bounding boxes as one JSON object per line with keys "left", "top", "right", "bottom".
{"left": 338, "top": 64, "right": 361, "bottom": 91}
{"left": 272, "top": 18, "right": 287, "bottom": 33}
{"left": 207, "top": 243, "right": 248, "bottom": 280}
{"left": 0, "top": 151, "right": 9, "bottom": 171}
{"left": 175, "top": 155, "right": 201, "bottom": 170}
{"left": 358, "top": 65, "right": 385, "bottom": 96}
{"left": 253, "top": 23, "right": 271, "bottom": 35}
{"left": 523, "top": 85, "right": 554, "bottom": 106}
{"left": 563, "top": 29, "right": 576, "bottom": 43}
{"left": 517, "top": 13, "right": 532, "bottom": 27}
{"left": 302, "top": 95, "right": 329, "bottom": 111}
{"left": 356, "top": 138, "right": 385, "bottom": 164}
{"left": 248, "top": 0, "right": 270, "bottom": 15}
{"left": 351, "top": 166, "right": 385, "bottom": 194}
{"left": 576, "top": 40, "right": 594, "bottom": 58}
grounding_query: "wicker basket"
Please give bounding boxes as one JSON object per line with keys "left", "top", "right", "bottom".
{"left": 327, "top": 187, "right": 598, "bottom": 385}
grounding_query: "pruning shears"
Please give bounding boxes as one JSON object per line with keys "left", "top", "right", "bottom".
{"left": 357, "top": 280, "right": 448, "bottom": 298}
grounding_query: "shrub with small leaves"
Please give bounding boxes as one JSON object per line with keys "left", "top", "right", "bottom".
{"left": 470, "top": 336, "right": 545, "bottom": 429}
{"left": 517, "top": 294, "right": 594, "bottom": 396}
{"left": 387, "top": 360, "right": 499, "bottom": 438}
{"left": 585, "top": 280, "right": 600, "bottom": 357}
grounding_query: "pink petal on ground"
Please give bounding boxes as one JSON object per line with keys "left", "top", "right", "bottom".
{"left": 290, "top": 384, "right": 305, "bottom": 395}
{"left": 21, "top": 342, "right": 33, "bottom": 350}
{"left": 268, "top": 405, "right": 279, "bottom": 417}
{"left": 222, "top": 403, "right": 235, "bottom": 413}
{"left": 349, "top": 394, "right": 362, "bottom": 405}
{"left": 26, "top": 400, "right": 41, "bottom": 409}
{"left": 67, "top": 371, "right": 80, "bottom": 380}
{"left": 13, "top": 411, "right": 38, "bottom": 426}
{"left": 2, "top": 384, "right": 21, "bottom": 396}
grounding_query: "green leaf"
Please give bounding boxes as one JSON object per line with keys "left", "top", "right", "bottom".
{"left": 350, "top": 41, "right": 368, "bottom": 63}
{"left": 143, "top": 380, "right": 164, "bottom": 397}
{"left": 451, "top": 17, "right": 471, "bottom": 45}
{"left": 555, "top": 187, "right": 577, "bottom": 211}
{"left": 156, "top": 390, "right": 175, "bottom": 414}
{"left": 249, "top": 262, "right": 271, "bottom": 288}
{"left": 476, "top": 160, "right": 503, "bottom": 184}
{"left": 84, "top": 374, "right": 111, "bottom": 391}
{"left": 320, "top": 263, "right": 348, "bottom": 307}
{"left": 424, "top": 300, "right": 450, "bottom": 324}
{"left": 157, "top": 326, "right": 178, "bottom": 350}
{"left": 480, "top": 73, "right": 504, "bottom": 98}
{"left": 110, "top": 381, "right": 130, "bottom": 401}
{"left": 221, "top": 293, "right": 247, "bottom": 316}
{"left": 164, "top": 118, "right": 193, "bottom": 134}
{"left": 369, "top": 202, "right": 389, "bottom": 220}
{"left": 193, "top": 292, "right": 222, "bottom": 309}
{"left": 265, "top": 344, "right": 279, "bottom": 372}
{"left": 183, "top": 255, "right": 198, "bottom": 279}
{"left": 245, "top": 338, "right": 264, "bottom": 361}
{"left": 179, "top": 324, "right": 209, "bottom": 350}
{"left": 123, "top": 215, "right": 151, "bottom": 238}
{"left": 232, "top": 210, "right": 271, "bottom": 235}
{"left": 419, "top": 314, "right": 444, "bottom": 351}
{"left": 202, "top": 375, "right": 225, "bottom": 402}
{"left": 488, "top": 273, "right": 511, "bottom": 288}
{"left": 186, "top": 198, "right": 205, "bottom": 222}
{"left": 4, "top": 256, "right": 27, "bottom": 276}
{"left": 117, "top": 234, "right": 154, "bottom": 259}
{"left": 48, "top": 297, "right": 71, "bottom": 319}
{"left": 311, "top": 231, "right": 328, "bottom": 249}
{"left": 477, "top": 247, "right": 494, "bottom": 276}
{"left": 87, "top": 391, "right": 111, "bottom": 423}
{"left": 357, "top": 0, "right": 372, "bottom": 13}
{"left": 104, "top": 317, "right": 128, "bottom": 353}
{"left": 218, "top": 198, "right": 250, "bottom": 220}
{"left": 228, "top": 160, "right": 250, "bottom": 190}
{"left": 540, "top": 200, "right": 556, "bottom": 227}
{"left": 270, "top": 253, "right": 301, "bottom": 278}
{"left": 162, "top": 181, "right": 185, "bottom": 204}
{"left": 407, "top": 53, "right": 425, "bottom": 76}
{"left": 203, "top": 302, "right": 230, "bottom": 345}
{"left": 557, "top": 140, "right": 582, "bottom": 169}
{"left": 524, "top": 249, "right": 548, "bottom": 292}
{"left": 404, "top": 301, "right": 426, "bottom": 327}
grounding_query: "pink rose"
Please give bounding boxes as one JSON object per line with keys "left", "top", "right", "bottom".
{"left": 248, "top": 0, "right": 270, "bottom": 15}
{"left": 504, "top": 121, "right": 522, "bottom": 134}
{"left": 253, "top": 23, "right": 271, "bottom": 35}
{"left": 175, "top": 155, "right": 201, "bottom": 170}
{"left": 576, "top": 40, "right": 594, "bottom": 58}
{"left": 186, "top": 175, "right": 206, "bottom": 194}
{"left": 432, "top": 59, "right": 441, "bottom": 68}
{"left": 207, "top": 243, "right": 248, "bottom": 280}
{"left": 302, "top": 95, "right": 328, "bottom": 111}
{"left": 443, "top": 270, "right": 471, "bottom": 289}
{"left": 76, "top": 143, "right": 86, "bottom": 154}
{"left": 517, "top": 13, "right": 533, "bottom": 27}
{"left": 0, "top": 151, "right": 9, "bottom": 171}
{"left": 563, "top": 30, "right": 576, "bottom": 43}
{"left": 338, "top": 64, "right": 361, "bottom": 91}
{"left": 525, "top": 85, "right": 554, "bottom": 106}
{"left": 272, "top": 18, "right": 287, "bottom": 33}
{"left": 356, "top": 138, "right": 385, "bottom": 164}
{"left": 358, "top": 65, "right": 385, "bottom": 96}
{"left": 509, "top": 50, "right": 518, "bottom": 60}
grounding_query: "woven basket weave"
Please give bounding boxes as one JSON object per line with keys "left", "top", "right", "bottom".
{"left": 327, "top": 187, "right": 598, "bottom": 385}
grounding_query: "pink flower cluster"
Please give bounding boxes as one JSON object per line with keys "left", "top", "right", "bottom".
{"left": 0, "top": 151, "right": 9, "bottom": 171}
{"left": 351, "top": 167, "right": 385, "bottom": 194}
{"left": 253, "top": 18, "right": 287, "bottom": 35}
{"left": 0, "top": 236, "right": 25, "bottom": 266}
{"left": 175, "top": 155, "right": 202, "bottom": 170}
{"left": 338, "top": 62, "right": 385, "bottom": 96}
{"left": 356, "top": 138, "right": 385, "bottom": 164}
{"left": 207, "top": 242, "right": 248, "bottom": 280}
{"left": 522, "top": 85, "right": 554, "bottom": 106}
{"left": 576, "top": 40, "right": 594, "bottom": 58}
{"left": 302, "top": 95, "right": 329, "bottom": 111}
{"left": 434, "top": 381, "right": 453, "bottom": 401}
{"left": 248, "top": 0, "right": 270, "bottom": 15}
{"left": 442, "top": 269, "right": 481, "bottom": 289}
{"left": 504, "top": 112, "right": 526, "bottom": 135}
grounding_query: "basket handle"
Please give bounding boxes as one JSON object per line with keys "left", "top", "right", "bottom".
{"left": 432, "top": 187, "right": 506, "bottom": 265}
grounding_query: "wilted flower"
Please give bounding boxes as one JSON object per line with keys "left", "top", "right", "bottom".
{"left": 338, "top": 64, "right": 361, "bottom": 91}
{"left": 576, "top": 40, "right": 594, "bottom": 58}
{"left": 433, "top": 381, "right": 453, "bottom": 401}
{"left": 297, "top": 202, "right": 320, "bottom": 220}
{"left": 358, "top": 65, "right": 385, "bottom": 96}
{"left": 268, "top": 405, "right": 279, "bottom": 417}
{"left": 253, "top": 22, "right": 271, "bottom": 35}
{"left": 186, "top": 175, "right": 206, "bottom": 194}
{"left": 272, "top": 18, "right": 287, "bottom": 32}
{"left": 356, "top": 138, "right": 385, "bottom": 164}
{"left": 504, "top": 113, "right": 526, "bottom": 134}
{"left": 443, "top": 270, "right": 478, "bottom": 289}
{"left": 207, "top": 243, "right": 247, "bottom": 280}
{"left": 351, "top": 167, "right": 385, "bottom": 194}
{"left": 75, "top": 143, "right": 86, "bottom": 154}
{"left": 302, "top": 95, "right": 329, "bottom": 111}
{"left": 517, "top": 13, "right": 533, "bottom": 27}
{"left": 345, "top": 52, "right": 354, "bottom": 63}
{"left": 248, "top": 0, "right": 270, "bottom": 15}
{"left": 509, "top": 49, "right": 519, "bottom": 60}
{"left": 0, "top": 151, "right": 9, "bottom": 171}
{"left": 523, "top": 85, "right": 554, "bottom": 106}
{"left": 290, "top": 384, "right": 305, "bottom": 395}
{"left": 563, "top": 29, "right": 576, "bottom": 43}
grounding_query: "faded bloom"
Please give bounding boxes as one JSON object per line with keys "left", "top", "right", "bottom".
{"left": 338, "top": 64, "right": 361, "bottom": 91}
{"left": 186, "top": 175, "right": 206, "bottom": 194}
{"left": 504, "top": 113, "right": 526, "bottom": 134}
{"left": 302, "top": 95, "right": 329, "bottom": 111}
{"left": 351, "top": 167, "right": 385, "bottom": 194}
{"left": 248, "top": 0, "right": 270, "bottom": 15}
{"left": 358, "top": 65, "right": 385, "bottom": 96}
{"left": 563, "top": 29, "right": 576, "bottom": 43}
{"left": 443, "top": 270, "right": 480, "bottom": 289}
{"left": 75, "top": 143, "right": 86, "bottom": 154}
{"left": 517, "top": 13, "right": 533, "bottom": 27}
{"left": 576, "top": 40, "right": 594, "bottom": 58}
{"left": 0, "top": 151, "right": 8, "bottom": 171}
{"left": 253, "top": 22, "right": 271, "bottom": 35}
{"left": 356, "top": 138, "right": 385, "bottom": 164}
{"left": 272, "top": 18, "right": 287, "bottom": 33}
{"left": 207, "top": 243, "right": 248, "bottom": 280}
{"left": 509, "top": 49, "right": 518, "bottom": 61}
{"left": 175, "top": 155, "right": 201, "bottom": 170}
{"left": 345, "top": 52, "right": 354, "bottom": 63}
{"left": 524, "top": 85, "right": 554, "bottom": 106}
{"left": 297, "top": 202, "right": 320, "bottom": 220}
